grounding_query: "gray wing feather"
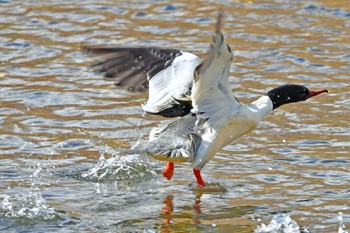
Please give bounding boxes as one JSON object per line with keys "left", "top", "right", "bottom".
{"left": 83, "top": 47, "right": 182, "bottom": 92}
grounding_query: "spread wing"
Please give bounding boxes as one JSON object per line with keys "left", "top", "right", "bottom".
{"left": 84, "top": 47, "right": 201, "bottom": 117}
{"left": 191, "top": 12, "right": 238, "bottom": 126}
{"left": 83, "top": 47, "right": 181, "bottom": 92}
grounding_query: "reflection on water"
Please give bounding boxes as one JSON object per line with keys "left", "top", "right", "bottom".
{"left": 0, "top": 0, "right": 349, "bottom": 232}
{"left": 153, "top": 194, "right": 257, "bottom": 233}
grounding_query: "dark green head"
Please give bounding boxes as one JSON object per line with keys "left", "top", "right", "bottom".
{"left": 267, "top": 84, "right": 328, "bottom": 109}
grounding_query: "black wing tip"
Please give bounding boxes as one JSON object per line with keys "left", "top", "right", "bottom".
{"left": 80, "top": 46, "right": 121, "bottom": 55}
{"left": 213, "top": 11, "right": 225, "bottom": 43}
{"left": 216, "top": 11, "right": 225, "bottom": 31}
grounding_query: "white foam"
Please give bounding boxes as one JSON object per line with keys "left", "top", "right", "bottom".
{"left": 254, "top": 214, "right": 300, "bottom": 233}
{"left": 2, "top": 166, "right": 56, "bottom": 220}
{"left": 81, "top": 154, "right": 160, "bottom": 182}
{"left": 338, "top": 212, "right": 349, "bottom": 233}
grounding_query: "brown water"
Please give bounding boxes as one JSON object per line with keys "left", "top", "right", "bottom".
{"left": 0, "top": 1, "right": 349, "bottom": 232}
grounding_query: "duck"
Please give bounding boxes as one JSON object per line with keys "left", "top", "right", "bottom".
{"left": 83, "top": 12, "right": 328, "bottom": 187}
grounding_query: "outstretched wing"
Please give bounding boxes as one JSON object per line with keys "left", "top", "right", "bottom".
{"left": 83, "top": 47, "right": 181, "bottom": 92}
{"left": 191, "top": 12, "right": 238, "bottom": 126}
{"left": 84, "top": 47, "right": 201, "bottom": 117}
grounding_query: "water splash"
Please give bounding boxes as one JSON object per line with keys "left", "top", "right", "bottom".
{"left": 81, "top": 154, "right": 161, "bottom": 184}
{"left": 1, "top": 166, "right": 57, "bottom": 220}
{"left": 254, "top": 214, "right": 300, "bottom": 233}
{"left": 2, "top": 192, "right": 56, "bottom": 220}
{"left": 338, "top": 212, "right": 349, "bottom": 233}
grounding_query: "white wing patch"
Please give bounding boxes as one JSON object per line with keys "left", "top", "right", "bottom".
{"left": 142, "top": 52, "right": 201, "bottom": 113}
{"left": 191, "top": 28, "right": 238, "bottom": 127}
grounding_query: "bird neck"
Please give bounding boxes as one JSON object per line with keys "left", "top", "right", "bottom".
{"left": 247, "top": 95, "right": 274, "bottom": 123}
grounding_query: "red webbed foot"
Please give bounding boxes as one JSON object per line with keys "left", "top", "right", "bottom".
{"left": 163, "top": 161, "right": 174, "bottom": 180}
{"left": 193, "top": 169, "right": 205, "bottom": 188}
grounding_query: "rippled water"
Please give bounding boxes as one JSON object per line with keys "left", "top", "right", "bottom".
{"left": 0, "top": 0, "right": 349, "bottom": 232}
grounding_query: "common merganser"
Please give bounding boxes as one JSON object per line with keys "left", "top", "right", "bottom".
{"left": 84, "top": 12, "right": 328, "bottom": 187}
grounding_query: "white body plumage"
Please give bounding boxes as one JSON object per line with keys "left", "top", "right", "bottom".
{"left": 191, "top": 95, "right": 273, "bottom": 168}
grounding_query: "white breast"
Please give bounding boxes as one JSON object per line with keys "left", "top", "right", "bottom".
{"left": 191, "top": 95, "right": 273, "bottom": 169}
{"left": 191, "top": 112, "right": 257, "bottom": 169}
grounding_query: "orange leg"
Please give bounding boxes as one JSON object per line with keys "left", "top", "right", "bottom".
{"left": 163, "top": 161, "right": 174, "bottom": 180}
{"left": 193, "top": 169, "right": 205, "bottom": 187}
